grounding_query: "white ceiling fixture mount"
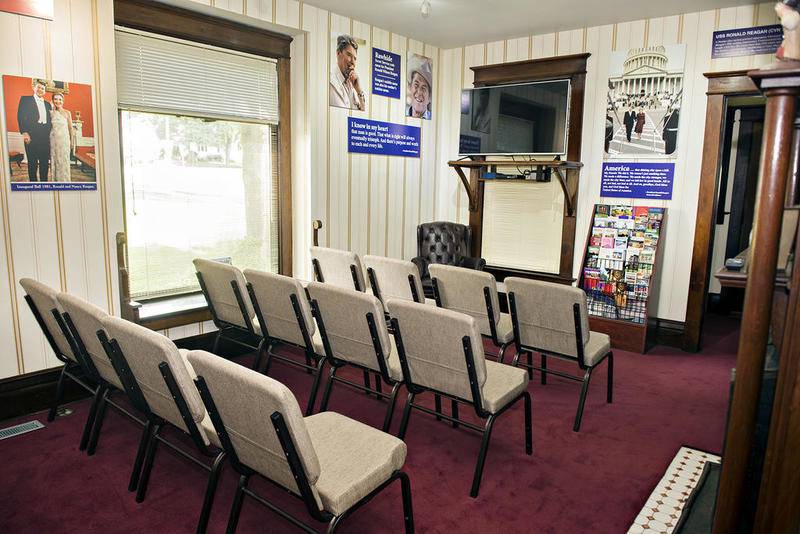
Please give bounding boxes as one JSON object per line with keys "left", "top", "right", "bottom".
{"left": 420, "top": 0, "right": 431, "bottom": 18}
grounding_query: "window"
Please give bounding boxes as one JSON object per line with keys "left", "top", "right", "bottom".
{"left": 115, "top": 28, "right": 282, "bottom": 300}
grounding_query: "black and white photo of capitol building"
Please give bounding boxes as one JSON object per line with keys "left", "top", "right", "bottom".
{"left": 604, "top": 44, "right": 686, "bottom": 158}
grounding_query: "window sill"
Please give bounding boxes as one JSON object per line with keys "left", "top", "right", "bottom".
{"left": 129, "top": 292, "right": 211, "bottom": 331}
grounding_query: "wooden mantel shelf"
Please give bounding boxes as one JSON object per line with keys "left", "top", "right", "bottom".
{"left": 448, "top": 159, "right": 583, "bottom": 215}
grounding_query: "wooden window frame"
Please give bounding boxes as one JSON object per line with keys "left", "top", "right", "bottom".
{"left": 114, "top": 0, "right": 293, "bottom": 329}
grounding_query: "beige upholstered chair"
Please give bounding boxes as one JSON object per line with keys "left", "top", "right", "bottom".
{"left": 310, "top": 246, "right": 366, "bottom": 292}
{"left": 188, "top": 349, "right": 414, "bottom": 533}
{"left": 193, "top": 258, "right": 261, "bottom": 354}
{"left": 387, "top": 299, "right": 532, "bottom": 498}
{"left": 56, "top": 292, "right": 142, "bottom": 455}
{"left": 428, "top": 264, "right": 514, "bottom": 362}
{"left": 243, "top": 269, "right": 326, "bottom": 415}
{"left": 19, "top": 279, "right": 94, "bottom": 421}
{"left": 504, "top": 277, "right": 613, "bottom": 432}
{"left": 362, "top": 255, "right": 427, "bottom": 306}
{"left": 100, "top": 316, "right": 224, "bottom": 530}
{"left": 307, "top": 281, "right": 404, "bottom": 431}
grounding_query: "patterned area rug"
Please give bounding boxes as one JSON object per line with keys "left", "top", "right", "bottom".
{"left": 628, "top": 446, "right": 721, "bottom": 533}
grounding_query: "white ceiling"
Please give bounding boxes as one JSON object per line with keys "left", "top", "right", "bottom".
{"left": 302, "top": 0, "right": 763, "bottom": 48}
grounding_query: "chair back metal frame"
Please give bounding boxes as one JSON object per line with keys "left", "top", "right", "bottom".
{"left": 196, "top": 271, "right": 262, "bottom": 355}
{"left": 430, "top": 277, "right": 512, "bottom": 363}
{"left": 390, "top": 317, "right": 532, "bottom": 498}
{"left": 366, "top": 267, "right": 424, "bottom": 305}
{"left": 312, "top": 300, "right": 403, "bottom": 432}
{"left": 97, "top": 330, "right": 226, "bottom": 532}
{"left": 507, "top": 292, "right": 614, "bottom": 432}
{"left": 246, "top": 282, "right": 326, "bottom": 416}
{"left": 194, "top": 375, "right": 415, "bottom": 534}
{"left": 311, "top": 258, "right": 364, "bottom": 292}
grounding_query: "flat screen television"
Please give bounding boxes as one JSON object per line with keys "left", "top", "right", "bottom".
{"left": 458, "top": 79, "right": 570, "bottom": 156}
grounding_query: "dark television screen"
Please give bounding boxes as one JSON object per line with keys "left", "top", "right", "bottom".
{"left": 458, "top": 80, "right": 570, "bottom": 156}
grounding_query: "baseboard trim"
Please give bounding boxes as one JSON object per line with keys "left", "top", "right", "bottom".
{"left": 0, "top": 366, "right": 91, "bottom": 422}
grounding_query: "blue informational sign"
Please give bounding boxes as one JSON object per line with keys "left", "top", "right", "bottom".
{"left": 11, "top": 182, "right": 97, "bottom": 191}
{"left": 348, "top": 117, "right": 421, "bottom": 157}
{"left": 372, "top": 47, "right": 401, "bottom": 99}
{"left": 601, "top": 162, "right": 674, "bottom": 200}
{"left": 711, "top": 24, "right": 783, "bottom": 59}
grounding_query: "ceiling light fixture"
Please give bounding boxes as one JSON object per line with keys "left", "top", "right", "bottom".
{"left": 420, "top": 0, "right": 431, "bottom": 18}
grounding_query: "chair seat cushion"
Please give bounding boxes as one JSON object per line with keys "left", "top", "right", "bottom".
{"left": 494, "top": 312, "right": 514, "bottom": 344}
{"left": 305, "top": 411, "right": 406, "bottom": 516}
{"left": 584, "top": 332, "right": 611, "bottom": 367}
{"left": 481, "top": 360, "right": 529, "bottom": 414}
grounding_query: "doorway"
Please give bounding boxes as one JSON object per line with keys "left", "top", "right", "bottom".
{"left": 707, "top": 99, "right": 765, "bottom": 317}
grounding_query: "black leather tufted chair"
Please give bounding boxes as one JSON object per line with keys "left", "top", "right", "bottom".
{"left": 412, "top": 221, "right": 486, "bottom": 296}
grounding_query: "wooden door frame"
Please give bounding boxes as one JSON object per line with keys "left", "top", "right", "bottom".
{"left": 682, "top": 70, "right": 759, "bottom": 352}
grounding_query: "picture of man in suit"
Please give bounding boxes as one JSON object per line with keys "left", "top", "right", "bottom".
{"left": 17, "top": 79, "right": 52, "bottom": 181}
{"left": 623, "top": 107, "right": 635, "bottom": 143}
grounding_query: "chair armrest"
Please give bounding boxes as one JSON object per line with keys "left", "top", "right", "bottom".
{"left": 459, "top": 256, "right": 486, "bottom": 271}
{"left": 411, "top": 256, "right": 430, "bottom": 279}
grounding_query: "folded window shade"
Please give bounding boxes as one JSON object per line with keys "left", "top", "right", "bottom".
{"left": 115, "top": 28, "right": 278, "bottom": 123}
{"left": 480, "top": 180, "right": 563, "bottom": 274}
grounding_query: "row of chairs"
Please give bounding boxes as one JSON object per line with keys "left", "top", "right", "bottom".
{"left": 306, "top": 246, "right": 615, "bottom": 432}
{"left": 193, "top": 256, "right": 533, "bottom": 499}
{"left": 19, "top": 278, "right": 414, "bottom": 533}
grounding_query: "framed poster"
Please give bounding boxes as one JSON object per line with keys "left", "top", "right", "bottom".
{"left": 0, "top": 0, "right": 54, "bottom": 20}
{"left": 329, "top": 33, "right": 368, "bottom": 111}
{"left": 3, "top": 75, "right": 97, "bottom": 191}
{"left": 406, "top": 53, "right": 433, "bottom": 120}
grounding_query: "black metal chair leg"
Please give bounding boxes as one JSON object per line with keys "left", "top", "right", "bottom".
{"left": 510, "top": 349, "right": 521, "bottom": 368}
{"left": 211, "top": 330, "right": 222, "bottom": 354}
{"left": 382, "top": 382, "right": 401, "bottom": 432}
{"left": 226, "top": 474, "right": 250, "bottom": 534}
{"left": 540, "top": 353, "right": 547, "bottom": 385}
{"left": 523, "top": 392, "right": 532, "bottom": 455}
{"left": 327, "top": 515, "right": 345, "bottom": 534}
{"left": 48, "top": 365, "right": 69, "bottom": 422}
{"left": 375, "top": 374, "right": 383, "bottom": 396}
{"left": 197, "top": 452, "right": 226, "bottom": 534}
{"left": 606, "top": 352, "right": 614, "bottom": 403}
{"left": 263, "top": 347, "right": 274, "bottom": 375}
{"left": 305, "top": 358, "right": 326, "bottom": 416}
{"left": 497, "top": 343, "right": 510, "bottom": 364}
{"left": 319, "top": 366, "right": 337, "bottom": 412}
{"left": 526, "top": 352, "right": 533, "bottom": 380}
{"left": 135, "top": 422, "right": 163, "bottom": 503}
{"left": 79, "top": 385, "right": 105, "bottom": 452}
{"left": 399, "top": 471, "right": 415, "bottom": 534}
{"left": 451, "top": 400, "right": 459, "bottom": 429}
{"left": 129, "top": 419, "right": 153, "bottom": 492}
{"left": 86, "top": 388, "right": 110, "bottom": 456}
{"left": 252, "top": 339, "right": 266, "bottom": 372}
{"left": 470, "top": 415, "right": 497, "bottom": 498}
{"left": 363, "top": 370, "right": 371, "bottom": 396}
{"left": 434, "top": 394, "right": 442, "bottom": 421}
{"left": 573, "top": 368, "right": 593, "bottom": 432}
{"left": 397, "top": 392, "right": 415, "bottom": 440}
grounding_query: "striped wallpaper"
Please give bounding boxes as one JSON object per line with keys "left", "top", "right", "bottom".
{"left": 0, "top": 0, "right": 780, "bottom": 379}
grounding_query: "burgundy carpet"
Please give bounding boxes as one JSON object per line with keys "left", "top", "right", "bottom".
{"left": 0, "top": 317, "right": 738, "bottom": 533}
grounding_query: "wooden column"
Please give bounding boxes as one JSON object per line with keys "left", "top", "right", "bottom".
{"left": 712, "top": 67, "right": 799, "bottom": 533}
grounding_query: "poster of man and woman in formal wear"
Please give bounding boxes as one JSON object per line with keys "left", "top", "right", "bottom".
{"left": 329, "top": 32, "right": 433, "bottom": 120}
{"left": 604, "top": 44, "right": 685, "bottom": 158}
{"left": 3, "top": 75, "right": 97, "bottom": 190}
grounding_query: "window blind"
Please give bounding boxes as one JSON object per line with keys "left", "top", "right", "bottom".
{"left": 481, "top": 180, "right": 564, "bottom": 274}
{"left": 115, "top": 28, "right": 279, "bottom": 123}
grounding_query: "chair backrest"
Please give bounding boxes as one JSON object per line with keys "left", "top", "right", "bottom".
{"left": 416, "top": 221, "right": 472, "bottom": 267}
{"left": 504, "top": 277, "right": 589, "bottom": 358}
{"left": 193, "top": 258, "right": 254, "bottom": 330}
{"left": 19, "top": 278, "right": 74, "bottom": 361}
{"left": 102, "top": 316, "right": 206, "bottom": 435}
{"left": 362, "top": 255, "right": 424, "bottom": 304}
{"left": 56, "top": 293, "right": 122, "bottom": 389}
{"left": 309, "top": 246, "right": 365, "bottom": 292}
{"left": 243, "top": 269, "right": 315, "bottom": 347}
{"left": 306, "top": 281, "right": 392, "bottom": 374}
{"left": 428, "top": 264, "right": 499, "bottom": 337}
{"left": 387, "top": 299, "right": 485, "bottom": 402}
{"left": 188, "top": 350, "right": 322, "bottom": 505}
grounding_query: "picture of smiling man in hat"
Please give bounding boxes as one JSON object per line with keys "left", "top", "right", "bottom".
{"left": 406, "top": 53, "right": 433, "bottom": 120}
